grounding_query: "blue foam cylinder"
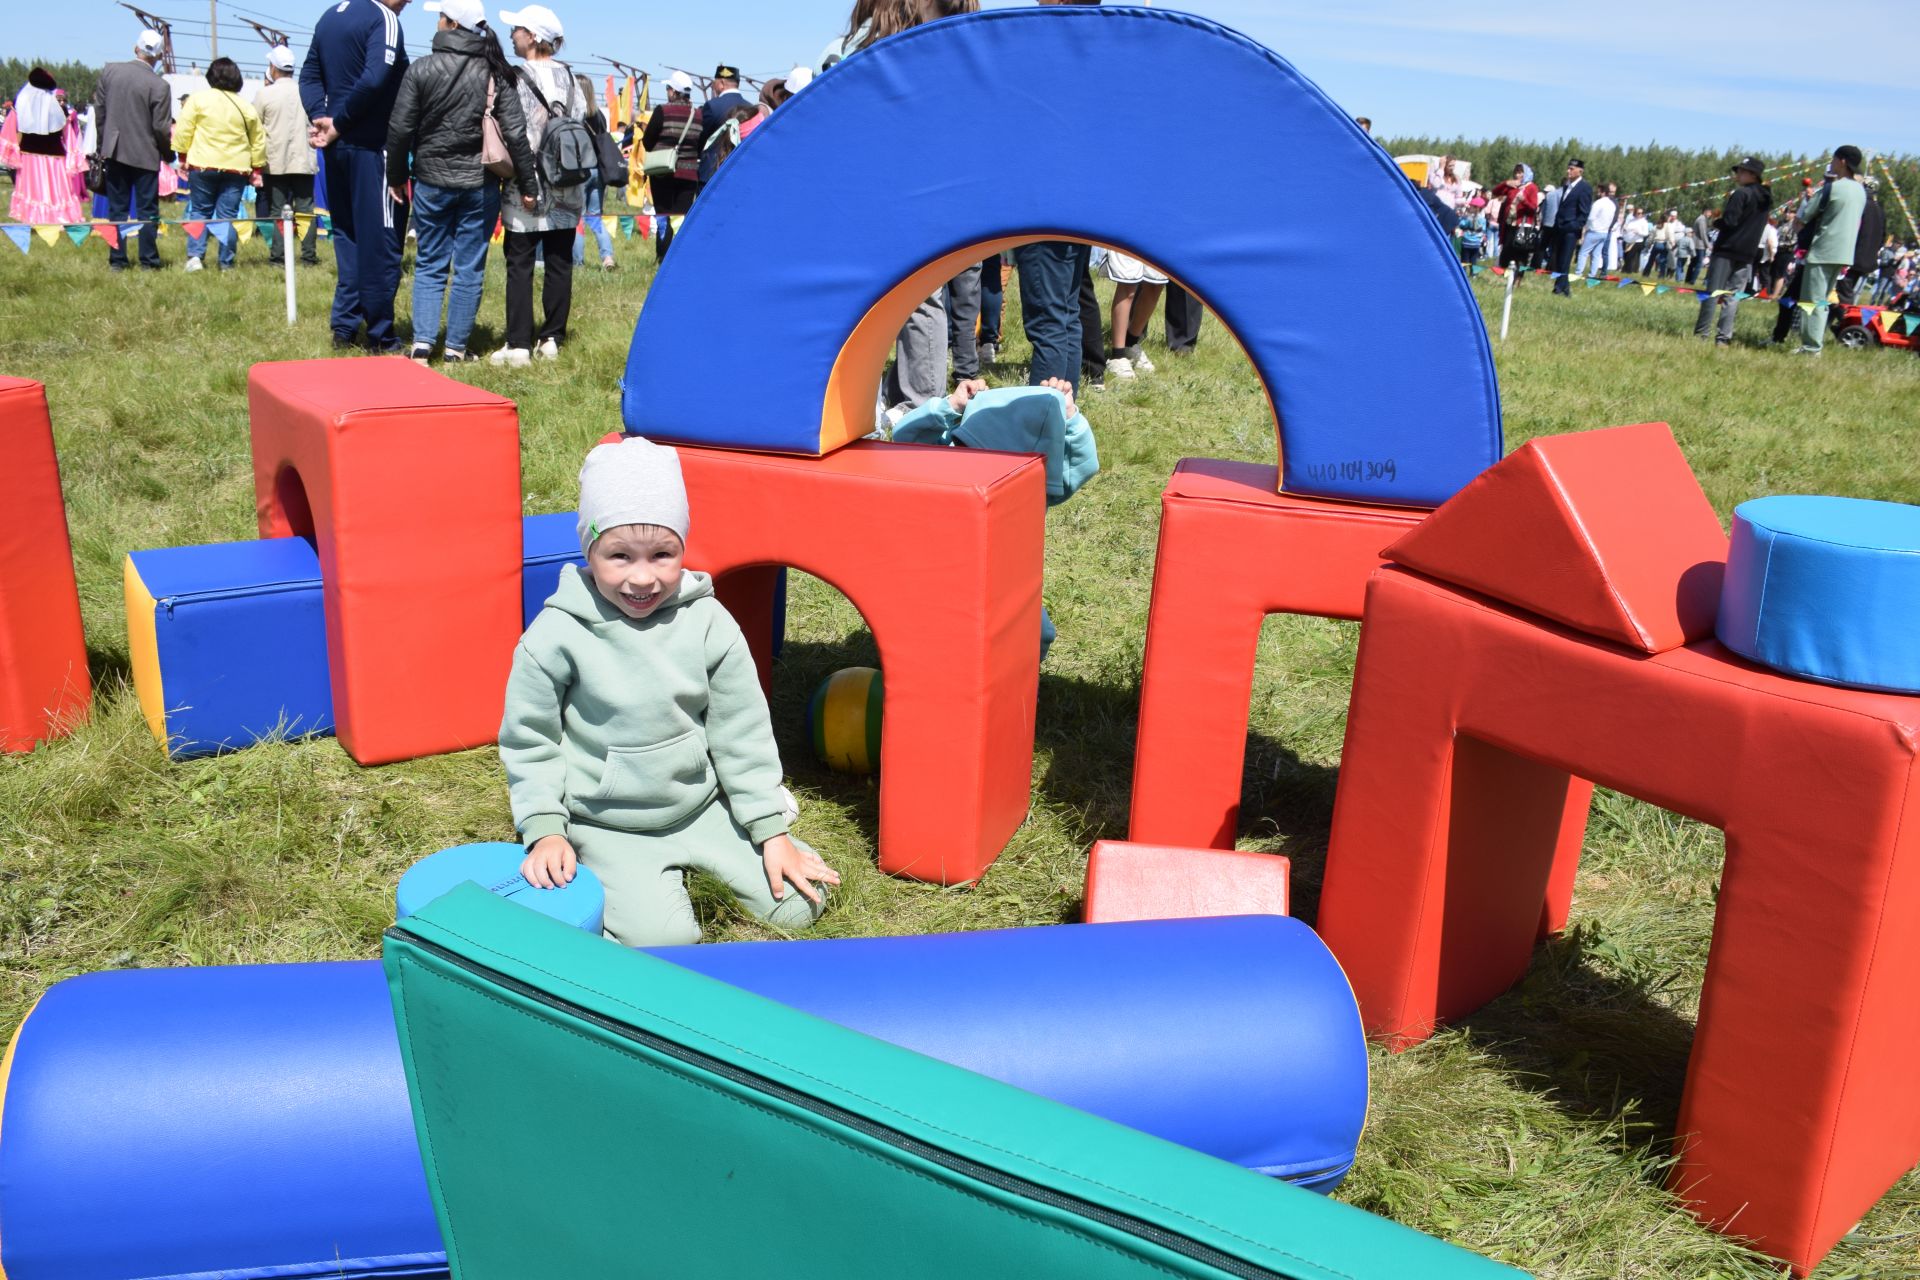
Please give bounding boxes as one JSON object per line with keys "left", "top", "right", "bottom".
{"left": 654, "top": 915, "right": 1367, "bottom": 1189}
{"left": 1718, "top": 495, "right": 1920, "bottom": 695}
{"left": 396, "top": 842, "right": 605, "bottom": 933}
{"left": 0, "top": 919, "right": 1364, "bottom": 1279}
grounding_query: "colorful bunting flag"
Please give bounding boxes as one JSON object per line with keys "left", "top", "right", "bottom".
{"left": 294, "top": 213, "right": 314, "bottom": 238}
{"left": 618, "top": 215, "right": 634, "bottom": 238}
{"left": 1798, "top": 300, "right": 1818, "bottom": 314}
{"left": 1876, "top": 310, "right": 1901, "bottom": 332}
{"left": 65, "top": 225, "right": 91, "bottom": 247}
{"left": 183, "top": 220, "right": 206, "bottom": 238}
{"left": 32, "top": 225, "right": 61, "bottom": 247}
{"left": 95, "top": 222, "right": 121, "bottom": 250}
{"left": 1655, "top": 285, "right": 1671, "bottom": 294}
{"left": 1640, "top": 283, "right": 1655, "bottom": 296}
{"left": 1584, "top": 277, "right": 1601, "bottom": 288}
{"left": 234, "top": 220, "right": 255, "bottom": 242}
{"left": 1904, "top": 314, "right": 1920, "bottom": 336}
{"left": 3, "top": 226, "right": 30, "bottom": 254}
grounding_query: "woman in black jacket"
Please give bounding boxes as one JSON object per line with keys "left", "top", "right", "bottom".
{"left": 639, "top": 72, "right": 703, "bottom": 259}
{"left": 385, "top": 0, "right": 537, "bottom": 363}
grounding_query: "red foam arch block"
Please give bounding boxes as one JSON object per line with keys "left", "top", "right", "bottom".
{"left": 1317, "top": 564, "right": 1920, "bottom": 1275}
{"left": 249, "top": 361, "right": 522, "bottom": 766}
{"left": 1082, "top": 840, "right": 1290, "bottom": 924}
{"left": 0, "top": 377, "right": 89, "bottom": 753}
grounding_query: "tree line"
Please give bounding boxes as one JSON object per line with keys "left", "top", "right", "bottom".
{"left": 2, "top": 60, "right": 101, "bottom": 111}
{"left": 1382, "top": 133, "right": 1920, "bottom": 239}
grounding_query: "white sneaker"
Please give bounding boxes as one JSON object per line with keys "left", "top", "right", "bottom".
{"left": 535, "top": 337, "right": 560, "bottom": 361}
{"left": 489, "top": 346, "right": 532, "bottom": 369}
{"left": 978, "top": 341, "right": 998, "bottom": 363}
{"left": 1130, "top": 348, "right": 1156, "bottom": 373}
{"left": 184, "top": 256, "right": 204, "bottom": 273}
{"left": 1105, "top": 355, "right": 1136, "bottom": 380}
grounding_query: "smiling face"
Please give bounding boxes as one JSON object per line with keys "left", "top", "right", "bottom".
{"left": 588, "top": 524, "right": 686, "bottom": 620}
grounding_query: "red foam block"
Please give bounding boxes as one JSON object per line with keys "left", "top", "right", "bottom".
{"left": 1082, "top": 840, "right": 1290, "bottom": 923}
{"left": 0, "top": 377, "right": 90, "bottom": 752}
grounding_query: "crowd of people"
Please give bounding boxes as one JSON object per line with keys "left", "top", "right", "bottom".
{"left": 1445, "top": 149, "right": 1916, "bottom": 354}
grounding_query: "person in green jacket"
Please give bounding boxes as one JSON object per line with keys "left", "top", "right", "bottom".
{"left": 1793, "top": 145, "right": 1868, "bottom": 356}
{"left": 502, "top": 437, "right": 839, "bottom": 946}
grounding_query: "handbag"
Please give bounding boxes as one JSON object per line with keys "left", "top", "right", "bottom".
{"left": 86, "top": 153, "right": 109, "bottom": 194}
{"left": 480, "top": 74, "right": 516, "bottom": 179}
{"left": 591, "top": 124, "right": 627, "bottom": 188}
{"left": 641, "top": 105, "right": 695, "bottom": 179}
{"left": 1509, "top": 222, "right": 1540, "bottom": 255}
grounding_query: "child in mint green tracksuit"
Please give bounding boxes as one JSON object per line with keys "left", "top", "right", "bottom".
{"left": 501, "top": 437, "right": 838, "bottom": 946}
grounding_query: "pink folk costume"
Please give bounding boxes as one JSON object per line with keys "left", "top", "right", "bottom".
{"left": 1, "top": 71, "right": 86, "bottom": 226}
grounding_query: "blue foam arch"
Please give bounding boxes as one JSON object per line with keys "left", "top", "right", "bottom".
{"left": 622, "top": 6, "right": 1501, "bottom": 507}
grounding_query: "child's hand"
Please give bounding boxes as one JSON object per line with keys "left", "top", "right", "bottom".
{"left": 761, "top": 833, "right": 839, "bottom": 907}
{"left": 947, "top": 378, "right": 989, "bottom": 414}
{"left": 1041, "top": 377, "right": 1077, "bottom": 420}
{"left": 521, "top": 834, "right": 577, "bottom": 889}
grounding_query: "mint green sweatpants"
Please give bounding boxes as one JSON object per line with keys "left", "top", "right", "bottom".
{"left": 573, "top": 799, "right": 827, "bottom": 947}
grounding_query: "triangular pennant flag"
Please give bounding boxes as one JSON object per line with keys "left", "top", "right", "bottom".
{"left": 183, "top": 220, "right": 206, "bottom": 237}
{"left": 294, "top": 212, "right": 314, "bottom": 238}
{"left": 3, "top": 225, "right": 30, "bottom": 254}
{"left": 95, "top": 222, "right": 121, "bottom": 250}
{"left": 1382, "top": 422, "right": 1726, "bottom": 654}
{"left": 1861, "top": 308, "right": 1879, "bottom": 324}
{"left": 234, "top": 219, "right": 255, "bottom": 241}
{"left": 490, "top": 219, "right": 505, "bottom": 245}
{"left": 1798, "top": 300, "right": 1818, "bottom": 314}
{"left": 1490, "top": 266, "right": 1507, "bottom": 276}
{"left": 1641, "top": 283, "right": 1655, "bottom": 296}
{"left": 618, "top": 214, "right": 634, "bottom": 238}
{"left": 1585, "top": 276, "right": 1601, "bottom": 288}
{"left": 208, "top": 220, "right": 234, "bottom": 247}
{"left": 1876, "top": 310, "right": 1901, "bottom": 332}
{"left": 1905, "top": 314, "right": 1920, "bottom": 336}
{"left": 1615, "top": 278, "right": 1633, "bottom": 288}
{"left": 1827, "top": 290, "right": 1840, "bottom": 304}
{"left": 1711, "top": 289, "right": 1732, "bottom": 298}
{"left": 1655, "top": 285, "right": 1671, "bottom": 294}
{"left": 258, "top": 219, "right": 279, "bottom": 249}
{"left": 32, "top": 225, "right": 61, "bottom": 247}
{"left": 66, "top": 225, "right": 91, "bottom": 246}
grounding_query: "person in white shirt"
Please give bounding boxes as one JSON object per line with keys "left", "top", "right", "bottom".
{"left": 1578, "top": 182, "right": 1617, "bottom": 277}
{"left": 1623, "top": 207, "right": 1652, "bottom": 273}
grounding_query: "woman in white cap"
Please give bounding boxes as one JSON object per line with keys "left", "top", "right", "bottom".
{"left": 637, "top": 69, "right": 703, "bottom": 260}
{"left": 386, "top": 0, "right": 537, "bottom": 363}
{"left": 491, "top": 3, "right": 590, "bottom": 368}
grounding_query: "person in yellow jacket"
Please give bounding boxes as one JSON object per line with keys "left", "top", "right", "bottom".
{"left": 172, "top": 57, "right": 267, "bottom": 272}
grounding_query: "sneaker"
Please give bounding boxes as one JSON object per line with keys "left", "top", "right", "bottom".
{"left": 1127, "top": 346, "right": 1156, "bottom": 373}
{"left": 1105, "top": 356, "right": 1136, "bottom": 380}
{"left": 534, "top": 337, "right": 560, "bottom": 361}
{"left": 1085, "top": 372, "right": 1106, "bottom": 392}
{"left": 489, "top": 346, "right": 532, "bottom": 369}
{"left": 601, "top": 255, "right": 616, "bottom": 269}
{"left": 409, "top": 343, "right": 434, "bottom": 366}
{"left": 184, "top": 257, "right": 203, "bottom": 273}
{"left": 441, "top": 348, "right": 475, "bottom": 364}
{"left": 978, "top": 341, "right": 998, "bottom": 363}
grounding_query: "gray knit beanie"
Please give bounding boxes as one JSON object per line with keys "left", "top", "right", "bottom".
{"left": 576, "top": 437, "right": 690, "bottom": 556}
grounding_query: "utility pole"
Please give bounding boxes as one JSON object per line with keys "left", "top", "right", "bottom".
{"left": 119, "top": 2, "right": 178, "bottom": 73}
{"left": 210, "top": 0, "right": 219, "bottom": 57}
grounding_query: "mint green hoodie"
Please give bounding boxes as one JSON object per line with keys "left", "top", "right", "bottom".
{"left": 500, "top": 566, "right": 791, "bottom": 848}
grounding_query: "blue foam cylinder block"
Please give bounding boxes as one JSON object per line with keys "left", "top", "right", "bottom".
{"left": 396, "top": 841, "right": 605, "bottom": 933}
{"left": 1718, "top": 495, "right": 1920, "bottom": 695}
{"left": 0, "top": 918, "right": 1364, "bottom": 1279}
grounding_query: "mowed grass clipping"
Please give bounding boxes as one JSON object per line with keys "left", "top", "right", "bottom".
{"left": 2, "top": 234, "right": 1919, "bottom": 1278}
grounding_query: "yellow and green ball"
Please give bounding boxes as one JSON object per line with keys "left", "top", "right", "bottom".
{"left": 807, "top": 666, "right": 883, "bottom": 774}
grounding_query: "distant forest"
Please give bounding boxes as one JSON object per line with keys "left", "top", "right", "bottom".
{"left": 1382, "top": 134, "right": 1919, "bottom": 239}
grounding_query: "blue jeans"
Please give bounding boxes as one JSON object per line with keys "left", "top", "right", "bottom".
{"left": 1014, "top": 240, "right": 1092, "bottom": 391}
{"left": 409, "top": 181, "right": 492, "bottom": 354}
{"left": 573, "top": 172, "right": 614, "bottom": 263}
{"left": 187, "top": 170, "right": 249, "bottom": 267}
{"left": 1576, "top": 229, "right": 1609, "bottom": 277}
{"left": 103, "top": 158, "right": 161, "bottom": 268}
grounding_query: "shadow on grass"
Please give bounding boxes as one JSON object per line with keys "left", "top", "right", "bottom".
{"left": 87, "top": 642, "right": 132, "bottom": 690}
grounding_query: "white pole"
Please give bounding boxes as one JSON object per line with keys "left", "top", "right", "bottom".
{"left": 1499, "top": 262, "right": 1517, "bottom": 342}
{"left": 284, "top": 212, "right": 296, "bottom": 325}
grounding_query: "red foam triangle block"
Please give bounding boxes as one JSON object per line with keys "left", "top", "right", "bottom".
{"left": 1382, "top": 423, "right": 1727, "bottom": 654}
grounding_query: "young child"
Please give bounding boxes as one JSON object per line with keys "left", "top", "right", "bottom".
{"left": 890, "top": 376, "right": 1098, "bottom": 659}
{"left": 502, "top": 437, "right": 838, "bottom": 947}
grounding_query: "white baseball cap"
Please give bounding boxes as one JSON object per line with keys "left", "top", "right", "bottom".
{"left": 786, "top": 65, "right": 814, "bottom": 92}
{"left": 425, "top": 0, "right": 485, "bottom": 29}
{"left": 268, "top": 45, "right": 296, "bottom": 70}
{"left": 498, "top": 4, "right": 562, "bottom": 43}
{"left": 666, "top": 69, "right": 694, "bottom": 94}
{"left": 136, "top": 29, "right": 165, "bottom": 55}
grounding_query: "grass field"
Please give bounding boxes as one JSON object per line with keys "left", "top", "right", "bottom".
{"left": 2, "top": 226, "right": 1919, "bottom": 1278}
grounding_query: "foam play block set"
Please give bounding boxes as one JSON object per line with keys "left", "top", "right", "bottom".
{"left": 1718, "top": 495, "right": 1920, "bottom": 694}
{"left": 0, "top": 377, "right": 89, "bottom": 753}
{"left": 248, "top": 360, "right": 522, "bottom": 765}
{"left": 1082, "top": 838, "right": 1292, "bottom": 924}
{"left": 1, "top": 886, "right": 1384, "bottom": 1279}
{"left": 620, "top": 7, "right": 1501, "bottom": 508}
{"left": 384, "top": 887, "right": 1512, "bottom": 1279}
{"left": 394, "top": 841, "right": 605, "bottom": 934}
{"left": 123, "top": 514, "right": 584, "bottom": 758}
{"left": 1315, "top": 424, "right": 1920, "bottom": 1274}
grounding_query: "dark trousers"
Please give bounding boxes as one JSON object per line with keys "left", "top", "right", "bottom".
{"left": 945, "top": 262, "right": 984, "bottom": 379}
{"left": 1078, "top": 264, "right": 1104, "bottom": 378}
{"left": 978, "top": 253, "right": 1003, "bottom": 345}
{"left": 103, "top": 158, "right": 160, "bottom": 269}
{"left": 1549, "top": 226, "right": 1577, "bottom": 294}
{"left": 263, "top": 173, "right": 320, "bottom": 264}
{"left": 503, "top": 227, "right": 576, "bottom": 349}
{"left": 1014, "top": 240, "right": 1092, "bottom": 391}
{"left": 324, "top": 144, "right": 407, "bottom": 348}
{"left": 1164, "top": 281, "right": 1204, "bottom": 351}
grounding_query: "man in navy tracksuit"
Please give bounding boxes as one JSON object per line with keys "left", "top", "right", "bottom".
{"left": 301, "top": 0, "right": 410, "bottom": 350}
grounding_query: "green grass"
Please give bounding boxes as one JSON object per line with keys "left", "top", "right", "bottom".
{"left": 3, "top": 228, "right": 1919, "bottom": 1278}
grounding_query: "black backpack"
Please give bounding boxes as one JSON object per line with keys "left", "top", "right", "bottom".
{"left": 521, "top": 63, "right": 596, "bottom": 189}
{"left": 589, "top": 116, "right": 628, "bottom": 188}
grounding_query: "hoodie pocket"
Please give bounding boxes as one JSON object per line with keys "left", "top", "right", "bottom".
{"left": 580, "top": 729, "right": 717, "bottom": 830}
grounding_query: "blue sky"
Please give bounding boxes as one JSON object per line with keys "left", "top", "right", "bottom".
{"left": 15, "top": 1, "right": 1904, "bottom": 157}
